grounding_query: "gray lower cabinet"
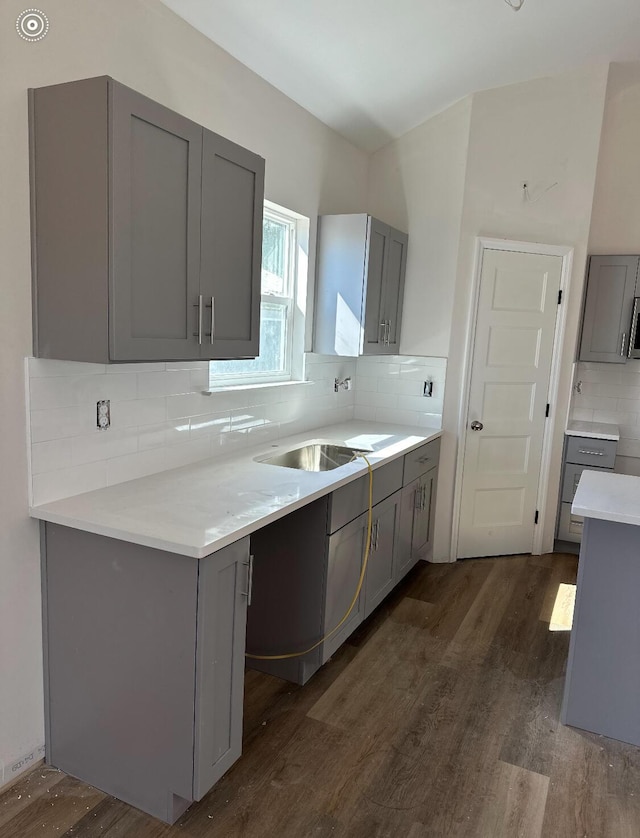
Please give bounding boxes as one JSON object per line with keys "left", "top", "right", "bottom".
{"left": 42, "top": 523, "right": 249, "bottom": 824}
{"left": 247, "top": 439, "right": 440, "bottom": 686}
{"left": 314, "top": 213, "right": 408, "bottom": 357}
{"left": 29, "top": 75, "right": 264, "bottom": 363}
{"left": 556, "top": 435, "right": 617, "bottom": 545}
{"left": 397, "top": 466, "right": 438, "bottom": 580}
{"left": 579, "top": 255, "right": 639, "bottom": 363}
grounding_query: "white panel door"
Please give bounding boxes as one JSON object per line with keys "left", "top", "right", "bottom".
{"left": 457, "top": 249, "right": 562, "bottom": 559}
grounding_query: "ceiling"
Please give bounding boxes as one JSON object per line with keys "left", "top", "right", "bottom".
{"left": 160, "top": 0, "right": 640, "bottom": 151}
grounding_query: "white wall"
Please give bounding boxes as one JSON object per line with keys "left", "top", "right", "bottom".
{"left": 589, "top": 63, "right": 640, "bottom": 254}
{"left": 368, "top": 98, "right": 472, "bottom": 358}
{"left": 0, "top": 0, "right": 369, "bottom": 786}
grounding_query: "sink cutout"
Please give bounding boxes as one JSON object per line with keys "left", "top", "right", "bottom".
{"left": 258, "top": 443, "right": 371, "bottom": 472}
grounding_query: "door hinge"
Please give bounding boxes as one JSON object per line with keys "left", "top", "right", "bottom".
{"left": 534, "top": 510, "right": 539, "bottom": 524}
{"left": 545, "top": 403, "right": 550, "bottom": 418}
{"left": 558, "top": 290, "right": 563, "bottom": 305}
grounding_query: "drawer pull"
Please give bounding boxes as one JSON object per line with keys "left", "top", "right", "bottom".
{"left": 242, "top": 554, "right": 254, "bottom": 606}
{"left": 577, "top": 449, "right": 605, "bottom": 456}
{"left": 418, "top": 456, "right": 431, "bottom": 464}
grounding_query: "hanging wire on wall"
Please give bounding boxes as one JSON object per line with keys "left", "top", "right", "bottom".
{"left": 504, "top": 0, "right": 526, "bottom": 10}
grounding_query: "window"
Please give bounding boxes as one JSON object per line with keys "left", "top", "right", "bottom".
{"left": 209, "top": 201, "right": 308, "bottom": 388}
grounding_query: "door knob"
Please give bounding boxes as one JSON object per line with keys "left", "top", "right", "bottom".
{"left": 470, "top": 420, "right": 484, "bottom": 431}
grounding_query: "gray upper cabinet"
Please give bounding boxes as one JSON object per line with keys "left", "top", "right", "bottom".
{"left": 314, "top": 213, "right": 408, "bottom": 357}
{"left": 29, "top": 76, "right": 264, "bottom": 363}
{"left": 579, "top": 255, "right": 640, "bottom": 364}
{"left": 110, "top": 81, "right": 203, "bottom": 361}
{"left": 200, "top": 130, "right": 263, "bottom": 360}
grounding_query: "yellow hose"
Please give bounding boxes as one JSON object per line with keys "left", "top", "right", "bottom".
{"left": 245, "top": 453, "right": 374, "bottom": 661}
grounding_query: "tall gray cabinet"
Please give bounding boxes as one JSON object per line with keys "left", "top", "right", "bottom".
{"left": 42, "top": 524, "right": 250, "bottom": 824}
{"left": 29, "top": 76, "right": 264, "bottom": 363}
{"left": 579, "top": 255, "right": 640, "bottom": 363}
{"left": 314, "top": 214, "right": 408, "bottom": 356}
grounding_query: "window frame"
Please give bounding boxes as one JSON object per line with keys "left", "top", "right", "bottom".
{"left": 208, "top": 200, "right": 308, "bottom": 389}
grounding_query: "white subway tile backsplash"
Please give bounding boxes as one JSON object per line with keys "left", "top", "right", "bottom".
{"left": 570, "top": 361, "right": 640, "bottom": 466}
{"left": 31, "top": 404, "right": 96, "bottom": 443}
{"left": 137, "top": 370, "right": 192, "bottom": 399}
{"left": 26, "top": 353, "right": 444, "bottom": 505}
{"left": 32, "top": 461, "right": 107, "bottom": 505}
{"left": 71, "top": 428, "right": 139, "bottom": 466}
{"left": 31, "top": 439, "right": 73, "bottom": 474}
{"left": 354, "top": 355, "right": 445, "bottom": 431}
{"left": 111, "top": 397, "right": 167, "bottom": 429}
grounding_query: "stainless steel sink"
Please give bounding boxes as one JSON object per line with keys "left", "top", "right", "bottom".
{"left": 258, "top": 443, "right": 371, "bottom": 472}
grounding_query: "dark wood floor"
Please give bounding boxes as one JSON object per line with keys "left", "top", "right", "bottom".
{"left": 4, "top": 553, "right": 640, "bottom": 838}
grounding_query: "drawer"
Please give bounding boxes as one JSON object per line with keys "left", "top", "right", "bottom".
{"left": 557, "top": 502, "right": 584, "bottom": 543}
{"left": 328, "top": 457, "right": 403, "bottom": 534}
{"left": 561, "top": 463, "right": 613, "bottom": 504}
{"left": 403, "top": 437, "right": 441, "bottom": 486}
{"left": 565, "top": 436, "right": 617, "bottom": 469}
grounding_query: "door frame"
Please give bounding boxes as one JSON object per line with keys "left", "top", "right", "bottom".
{"left": 451, "top": 237, "right": 574, "bottom": 559}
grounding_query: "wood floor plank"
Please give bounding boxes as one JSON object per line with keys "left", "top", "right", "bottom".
{"left": 0, "top": 775, "right": 104, "bottom": 838}
{"left": 9, "top": 552, "right": 640, "bottom": 838}
{"left": 476, "top": 760, "right": 549, "bottom": 838}
{"left": 0, "top": 766, "right": 65, "bottom": 830}
{"left": 440, "top": 558, "right": 523, "bottom": 670}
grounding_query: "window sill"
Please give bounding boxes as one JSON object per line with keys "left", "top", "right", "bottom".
{"left": 203, "top": 379, "right": 312, "bottom": 395}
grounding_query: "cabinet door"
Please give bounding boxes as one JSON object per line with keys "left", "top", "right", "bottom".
{"left": 322, "top": 514, "right": 367, "bottom": 663}
{"left": 110, "top": 81, "right": 203, "bottom": 361}
{"left": 193, "top": 538, "right": 249, "bottom": 801}
{"left": 363, "top": 217, "right": 390, "bottom": 354}
{"left": 579, "top": 255, "right": 639, "bottom": 363}
{"left": 412, "top": 469, "right": 436, "bottom": 560}
{"left": 200, "top": 130, "right": 265, "bottom": 360}
{"left": 383, "top": 227, "right": 408, "bottom": 352}
{"left": 396, "top": 479, "right": 421, "bottom": 581}
{"left": 364, "top": 491, "right": 401, "bottom": 618}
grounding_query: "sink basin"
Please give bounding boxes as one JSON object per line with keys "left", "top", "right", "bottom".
{"left": 258, "top": 443, "right": 371, "bottom": 472}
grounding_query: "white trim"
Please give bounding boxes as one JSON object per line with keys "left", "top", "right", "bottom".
{"left": 451, "top": 237, "right": 574, "bottom": 560}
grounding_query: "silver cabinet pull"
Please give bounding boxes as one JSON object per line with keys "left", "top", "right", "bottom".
{"left": 242, "top": 554, "right": 254, "bottom": 606}
{"left": 621, "top": 332, "right": 627, "bottom": 357}
{"left": 629, "top": 299, "right": 639, "bottom": 358}
{"left": 379, "top": 321, "right": 386, "bottom": 344}
{"left": 193, "top": 295, "right": 203, "bottom": 344}
{"left": 577, "top": 448, "right": 605, "bottom": 456}
{"left": 386, "top": 321, "right": 391, "bottom": 345}
{"left": 470, "top": 420, "right": 484, "bottom": 431}
{"left": 414, "top": 487, "right": 422, "bottom": 510}
{"left": 210, "top": 296, "right": 215, "bottom": 345}
{"left": 371, "top": 520, "right": 379, "bottom": 551}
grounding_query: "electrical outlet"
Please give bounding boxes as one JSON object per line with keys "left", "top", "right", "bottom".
{"left": 97, "top": 399, "right": 110, "bottom": 430}
{"left": 423, "top": 380, "right": 434, "bottom": 397}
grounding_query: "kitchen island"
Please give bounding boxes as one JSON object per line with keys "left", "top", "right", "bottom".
{"left": 562, "top": 470, "right": 640, "bottom": 746}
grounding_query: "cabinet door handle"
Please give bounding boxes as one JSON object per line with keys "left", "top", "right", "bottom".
{"left": 371, "top": 520, "right": 379, "bottom": 551}
{"left": 193, "top": 295, "right": 203, "bottom": 344}
{"left": 210, "top": 296, "right": 215, "bottom": 345}
{"left": 621, "top": 332, "right": 627, "bottom": 357}
{"left": 414, "top": 487, "right": 422, "bottom": 510}
{"left": 242, "top": 554, "right": 254, "bottom": 606}
{"left": 629, "top": 299, "right": 639, "bottom": 358}
{"left": 386, "top": 321, "right": 391, "bottom": 345}
{"left": 577, "top": 449, "right": 605, "bottom": 456}
{"left": 379, "top": 321, "right": 386, "bottom": 344}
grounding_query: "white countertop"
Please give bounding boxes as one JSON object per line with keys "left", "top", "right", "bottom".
{"left": 30, "top": 421, "right": 440, "bottom": 558}
{"left": 572, "top": 470, "right": 640, "bottom": 527}
{"left": 566, "top": 420, "right": 620, "bottom": 441}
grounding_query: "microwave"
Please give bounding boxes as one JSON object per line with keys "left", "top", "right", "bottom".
{"left": 630, "top": 297, "right": 640, "bottom": 359}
